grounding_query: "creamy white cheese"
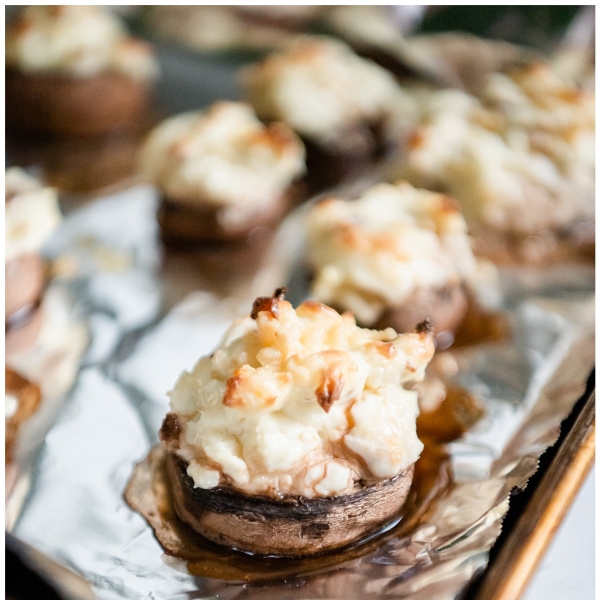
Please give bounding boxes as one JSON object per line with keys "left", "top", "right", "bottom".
{"left": 6, "top": 6, "right": 158, "bottom": 80}
{"left": 5, "top": 168, "right": 62, "bottom": 263}
{"left": 167, "top": 294, "right": 434, "bottom": 498}
{"left": 394, "top": 63, "right": 595, "bottom": 235}
{"left": 242, "top": 36, "right": 405, "bottom": 146}
{"left": 138, "top": 102, "right": 306, "bottom": 228}
{"left": 306, "top": 181, "right": 477, "bottom": 326}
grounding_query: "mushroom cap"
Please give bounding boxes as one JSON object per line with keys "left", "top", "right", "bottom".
{"left": 167, "top": 452, "right": 414, "bottom": 557}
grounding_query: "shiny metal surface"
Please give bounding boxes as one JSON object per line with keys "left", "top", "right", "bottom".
{"left": 11, "top": 184, "right": 595, "bottom": 599}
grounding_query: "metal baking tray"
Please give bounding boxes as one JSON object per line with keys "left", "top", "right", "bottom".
{"left": 6, "top": 13, "right": 595, "bottom": 600}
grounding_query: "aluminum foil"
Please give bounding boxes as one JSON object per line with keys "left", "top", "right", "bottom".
{"left": 11, "top": 181, "right": 594, "bottom": 600}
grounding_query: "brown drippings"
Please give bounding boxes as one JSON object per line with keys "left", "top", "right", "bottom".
{"left": 416, "top": 385, "right": 486, "bottom": 444}
{"left": 125, "top": 383, "right": 483, "bottom": 583}
{"left": 412, "top": 384, "right": 484, "bottom": 513}
{"left": 411, "top": 439, "right": 452, "bottom": 511}
{"left": 451, "top": 295, "right": 510, "bottom": 349}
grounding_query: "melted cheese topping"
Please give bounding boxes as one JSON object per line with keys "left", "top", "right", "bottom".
{"left": 307, "top": 182, "right": 476, "bottom": 326}
{"left": 6, "top": 6, "right": 158, "bottom": 80}
{"left": 5, "top": 168, "right": 62, "bottom": 262}
{"left": 394, "top": 63, "right": 595, "bottom": 235}
{"left": 167, "top": 294, "right": 434, "bottom": 498}
{"left": 242, "top": 36, "right": 405, "bottom": 146}
{"left": 138, "top": 102, "right": 306, "bottom": 228}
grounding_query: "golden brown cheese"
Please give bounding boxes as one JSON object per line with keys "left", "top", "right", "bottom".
{"left": 165, "top": 292, "right": 434, "bottom": 498}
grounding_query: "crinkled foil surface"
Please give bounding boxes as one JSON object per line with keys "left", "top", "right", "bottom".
{"left": 12, "top": 183, "right": 594, "bottom": 600}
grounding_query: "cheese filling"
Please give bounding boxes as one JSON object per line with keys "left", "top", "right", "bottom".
{"left": 6, "top": 6, "right": 158, "bottom": 80}
{"left": 138, "top": 102, "right": 306, "bottom": 228}
{"left": 165, "top": 292, "right": 434, "bottom": 498}
{"left": 5, "top": 168, "right": 62, "bottom": 263}
{"left": 242, "top": 36, "right": 405, "bottom": 147}
{"left": 307, "top": 182, "right": 477, "bottom": 326}
{"left": 394, "top": 63, "right": 595, "bottom": 235}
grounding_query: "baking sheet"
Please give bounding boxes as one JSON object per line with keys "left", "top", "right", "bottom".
{"left": 7, "top": 16, "right": 595, "bottom": 599}
{"left": 11, "top": 183, "right": 594, "bottom": 600}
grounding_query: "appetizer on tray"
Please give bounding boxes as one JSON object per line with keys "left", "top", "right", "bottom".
{"left": 306, "top": 181, "right": 477, "bottom": 334}
{"left": 390, "top": 61, "right": 595, "bottom": 262}
{"left": 242, "top": 36, "right": 407, "bottom": 191}
{"left": 6, "top": 5, "right": 158, "bottom": 137}
{"left": 138, "top": 102, "right": 306, "bottom": 248}
{"left": 157, "top": 289, "right": 434, "bottom": 556}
